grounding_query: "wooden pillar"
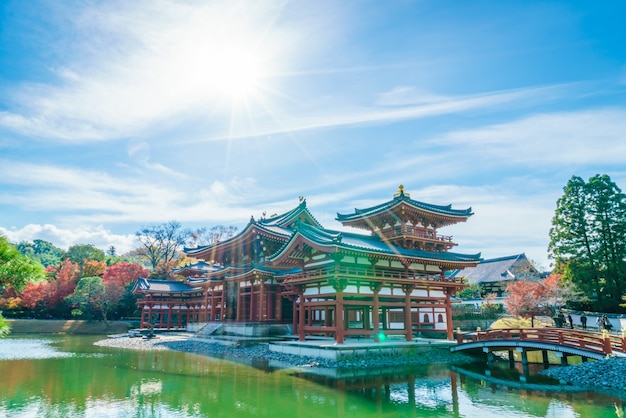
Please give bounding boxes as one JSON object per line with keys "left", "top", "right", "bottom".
{"left": 244, "top": 280, "right": 252, "bottom": 321}
{"left": 371, "top": 283, "right": 381, "bottom": 342}
{"left": 220, "top": 287, "right": 226, "bottom": 320}
{"left": 259, "top": 280, "right": 266, "bottom": 321}
{"left": 203, "top": 287, "right": 210, "bottom": 322}
{"left": 445, "top": 289, "right": 454, "bottom": 340}
{"left": 403, "top": 284, "right": 413, "bottom": 342}
{"left": 542, "top": 350, "right": 549, "bottom": 369}
{"left": 210, "top": 287, "right": 216, "bottom": 321}
{"left": 275, "top": 288, "right": 282, "bottom": 320}
{"left": 167, "top": 303, "right": 172, "bottom": 329}
{"left": 237, "top": 283, "right": 244, "bottom": 322}
{"left": 292, "top": 297, "right": 298, "bottom": 336}
{"left": 298, "top": 289, "right": 306, "bottom": 341}
{"left": 336, "top": 290, "right": 345, "bottom": 344}
{"left": 508, "top": 350, "right": 515, "bottom": 368}
{"left": 146, "top": 296, "right": 153, "bottom": 328}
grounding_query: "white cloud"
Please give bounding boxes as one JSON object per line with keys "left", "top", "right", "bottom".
{"left": 0, "top": 224, "right": 137, "bottom": 254}
{"left": 437, "top": 108, "right": 626, "bottom": 167}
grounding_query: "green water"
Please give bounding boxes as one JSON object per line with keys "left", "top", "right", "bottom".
{"left": 0, "top": 336, "right": 623, "bottom": 418}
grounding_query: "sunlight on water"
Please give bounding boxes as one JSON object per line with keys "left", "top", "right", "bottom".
{"left": 0, "top": 339, "right": 73, "bottom": 360}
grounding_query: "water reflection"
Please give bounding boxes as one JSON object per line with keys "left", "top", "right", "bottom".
{"left": 0, "top": 336, "right": 624, "bottom": 418}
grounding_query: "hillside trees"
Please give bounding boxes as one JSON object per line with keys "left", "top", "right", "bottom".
{"left": 549, "top": 174, "right": 626, "bottom": 312}
{"left": 66, "top": 276, "right": 106, "bottom": 319}
{"left": 17, "top": 239, "right": 65, "bottom": 267}
{"left": 0, "top": 236, "right": 46, "bottom": 294}
{"left": 102, "top": 262, "right": 149, "bottom": 318}
{"left": 136, "top": 221, "right": 189, "bottom": 278}
{"left": 66, "top": 244, "right": 106, "bottom": 281}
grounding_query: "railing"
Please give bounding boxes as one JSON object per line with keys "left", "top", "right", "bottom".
{"left": 379, "top": 228, "right": 453, "bottom": 242}
{"left": 283, "top": 265, "right": 464, "bottom": 284}
{"left": 456, "top": 327, "right": 626, "bottom": 355}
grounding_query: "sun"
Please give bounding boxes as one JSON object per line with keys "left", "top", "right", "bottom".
{"left": 211, "top": 48, "right": 262, "bottom": 100}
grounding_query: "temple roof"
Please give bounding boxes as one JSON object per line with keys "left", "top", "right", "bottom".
{"left": 269, "top": 221, "right": 481, "bottom": 265}
{"left": 134, "top": 278, "right": 202, "bottom": 293}
{"left": 172, "top": 261, "right": 224, "bottom": 275}
{"left": 336, "top": 185, "right": 473, "bottom": 227}
{"left": 184, "top": 199, "right": 319, "bottom": 258}
{"left": 449, "top": 253, "right": 542, "bottom": 284}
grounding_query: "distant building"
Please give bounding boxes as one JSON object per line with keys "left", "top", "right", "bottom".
{"left": 449, "top": 253, "right": 542, "bottom": 296}
{"left": 133, "top": 186, "right": 481, "bottom": 342}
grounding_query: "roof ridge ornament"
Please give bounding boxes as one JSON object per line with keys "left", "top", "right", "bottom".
{"left": 393, "top": 184, "right": 410, "bottom": 199}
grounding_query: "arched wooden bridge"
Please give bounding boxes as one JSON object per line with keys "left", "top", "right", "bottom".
{"left": 451, "top": 328, "right": 626, "bottom": 362}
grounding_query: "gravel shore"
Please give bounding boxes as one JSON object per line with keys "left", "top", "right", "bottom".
{"left": 95, "top": 334, "right": 626, "bottom": 389}
{"left": 541, "top": 357, "right": 626, "bottom": 390}
{"left": 94, "top": 334, "right": 476, "bottom": 369}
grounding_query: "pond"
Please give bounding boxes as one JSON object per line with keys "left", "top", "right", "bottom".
{"left": 0, "top": 336, "right": 623, "bottom": 417}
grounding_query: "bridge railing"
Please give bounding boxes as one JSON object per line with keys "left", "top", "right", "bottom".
{"left": 456, "top": 327, "right": 626, "bottom": 355}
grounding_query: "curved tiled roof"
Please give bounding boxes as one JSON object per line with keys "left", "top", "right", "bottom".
{"left": 184, "top": 200, "right": 317, "bottom": 257}
{"left": 134, "top": 277, "right": 202, "bottom": 293}
{"left": 269, "top": 222, "right": 480, "bottom": 264}
{"left": 336, "top": 189, "right": 472, "bottom": 222}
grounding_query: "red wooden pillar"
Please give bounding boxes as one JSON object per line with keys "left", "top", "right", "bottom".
{"left": 403, "top": 285, "right": 413, "bottom": 342}
{"left": 371, "top": 283, "right": 381, "bottom": 342}
{"left": 445, "top": 290, "right": 454, "bottom": 340}
{"left": 259, "top": 280, "right": 266, "bottom": 321}
{"left": 220, "top": 287, "right": 226, "bottom": 320}
{"left": 292, "top": 297, "right": 298, "bottom": 336}
{"left": 275, "top": 288, "right": 282, "bottom": 320}
{"left": 237, "top": 283, "right": 243, "bottom": 321}
{"left": 249, "top": 281, "right": 256, "bottom": 321}
{"left": 146, "top": 295, "right": 153, "bottom": 328}
{"left": 336, "top": 290, "right": 345, "bottom": 344}
{"left": 167, "top": 303, "right": 172, "bottom": 329}
{"left": 298, "top": 289, "right": 306, "bottom": 341}
{"left": 203, "top": 287, "right": 210, "bottom": 322}
{"left": 210, "top": 287, "right": 216, "bottom": 321}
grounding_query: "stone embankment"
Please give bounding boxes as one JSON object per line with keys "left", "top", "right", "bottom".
{"left": 541, "top": 357, "right": 626, "bottom": 390}
{"left": 95, "top": 334, "right": 475, "bottom": 369}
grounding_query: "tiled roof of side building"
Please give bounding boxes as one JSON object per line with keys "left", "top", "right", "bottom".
{"left": 449, "top": 254, "right": 541, "bottom": 284}
{"left": 270, "top": 222, "right": 481, "bottom": 264}
{"left": 135, "top": 277, "right": 202, "bottom": 293}
{"left": 336, "top": 187, "right": 473, "bottom": 222}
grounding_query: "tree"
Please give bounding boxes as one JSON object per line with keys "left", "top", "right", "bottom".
{"left": 17, "top": 239, "right": 66, "bottom": 267}
{"left": 136, "top": 221, "right": 189, "bottom": 272}
{"left": 505, "top": 274, "right": 568, "bottom": 326}
{"left": 187, "top": 225, "right": 238, "bottom": 247}
{"left": 549, "top": 174, "right": 626, "bottom": 312}
{"left": 102, "top": 262, "right": 149, "bottom": 319}
{"left": 0, "top": 313, "right": 9, "bottom": 337}
{"left": 0, "top": 236, "right": 46, "bottom": 294}
{"left": 66, "top": 276, "right": 106, "bottom": 320}
{"left": 66, "top": 244, "right": 105, "bottom": 281}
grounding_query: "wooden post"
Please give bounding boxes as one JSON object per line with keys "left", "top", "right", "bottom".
{"left": 336, "top": 290, "right": 345, "bottom": 344}
{"left": 602, "top": 330, "right": 613, "bottom": 354}
{"left": 298, "top": 289, "right": 305, "bottom": 341}
{"left": 403, "top": 284, "right": 413, "bottom": 342}
{"left": 371, "top": 283, "right": 381, "bottom": 342}
{"left": 445, "top": 289, "right": 454, "bottom": 340}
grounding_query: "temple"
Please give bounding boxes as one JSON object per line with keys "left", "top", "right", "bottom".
{"left": 133, "top": 186, "right": 480, "bottom": 342}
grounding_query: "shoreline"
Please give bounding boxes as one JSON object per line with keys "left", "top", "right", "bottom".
{"left": 95, "top": 333, "right": 626, "bottom": 389}
{"left": 94, "top": 333, "right": 477, "bottom": 369}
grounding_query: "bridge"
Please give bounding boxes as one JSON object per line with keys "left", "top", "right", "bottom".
{"left": 451, "top": 328, "right": 626, "bottom": 364}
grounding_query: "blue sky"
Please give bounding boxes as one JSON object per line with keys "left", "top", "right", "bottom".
{"left": 1, "top": 0, "right": 626, "bottom": 270}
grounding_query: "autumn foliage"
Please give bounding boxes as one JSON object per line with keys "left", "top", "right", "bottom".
{"left": 505, "top": 274, "right": 566, "bottom": 325}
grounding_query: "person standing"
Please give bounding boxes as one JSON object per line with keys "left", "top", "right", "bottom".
{"left": 580, "top": 313, "right": 587, "bottom": 330}
{"left": 567, "top": 314, "right": 574, "bottom": 329}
